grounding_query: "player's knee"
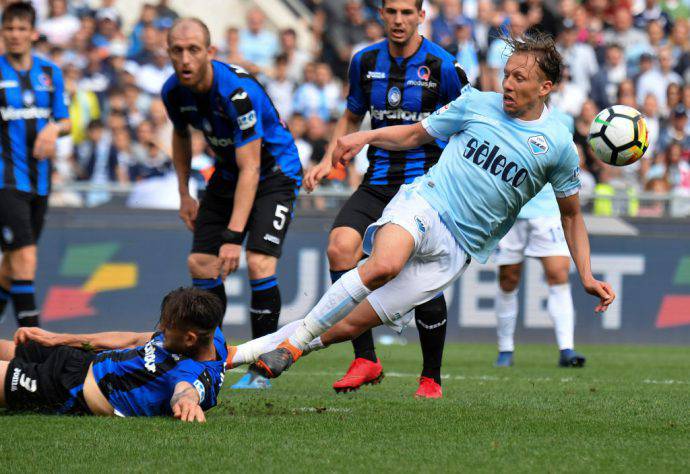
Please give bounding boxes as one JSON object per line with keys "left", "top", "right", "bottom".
{"left": 246, "top": 252, "right": 276, "bottom": 278}
{"left": 545, "top": 268, "right": 569, "bottom": 286}
{"left": 187, "top": 253, "right": 215, "bottom": 277}
{"left": 326, "top": 235, "right": 359, "bottom": 269}
{"left": 361, "top": 258, "right": 402, "bottom": 288}
{"left": 499, "top": 272, "right": 520, "bottom": 292}
{"left": 8, "top": 247, "right": 36, "bottom": 275}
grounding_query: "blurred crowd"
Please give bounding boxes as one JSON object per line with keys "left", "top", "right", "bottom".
{"left": 4, "top": 0, "right": 689, "bottom": 213}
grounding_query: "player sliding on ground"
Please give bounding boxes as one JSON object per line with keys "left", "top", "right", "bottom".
{"left": 0, "top": 288, "right": 226, "bottom": 422}
{"left": 227, "top": 32, "right": 616, "bottom": 380}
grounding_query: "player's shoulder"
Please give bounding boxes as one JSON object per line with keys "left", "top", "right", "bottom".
{"left": 352, "top": 39, "right": 387, "bottom": 63}
{"left": 213, "top": 61, "right": 263, "bottom": 97}
{"left": 32, "top": 55, "right": 63, "bottom": 75}
{"left": 421, "top": 38, "right": 456, "bottom": 64}
{"left": 544, "top": 111, "right": 577, "bottom": 152}
{"left": 160, "top": 72, "right": 182, "bottom": 98}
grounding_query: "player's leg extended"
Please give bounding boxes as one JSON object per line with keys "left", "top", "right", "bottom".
{"left": 541, "top": 256, "right": 585, "bottom": 367}
{"left": 231, "top": 251, "right": 280, "bottom": 389}
{"left": 328, "top": 227, "right": 383, "bottom": 392}
{"left": 252, "top": 224, "right": 415, "bottom": 378}
{"left": 413, "top": 294, "right": 447, "bottom": 398}
{"left": 188, "top": 253, "right": 227, "bottom": 308}
{"left": 7, "top": 245, "right": 40, "bottom": 327}
{"left": 495, "top": 263, "right": 522, "bottom": 367}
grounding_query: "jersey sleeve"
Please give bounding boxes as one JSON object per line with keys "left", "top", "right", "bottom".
{"left": 549, "top": 141, "right": 581, "bottom": 198}
{"left": 421, "top": 85, "right": 475, "bottom": 140}
{"left": 224, "top": 86, "right": 263, "bottom": 147}
{"left": 173, "top": 363, "right": 220, "bottom": 411}
{"left": 440, "top": 60, "right": 469, "bottom": 103}
{"left": 161, "top": 86, "right": 189, "bottom": 133}
{"left": 50, "top": 66, "right": 69, "bottom": 120}
{"left": 346, "top": 53, "right": 367, "bottom": 116}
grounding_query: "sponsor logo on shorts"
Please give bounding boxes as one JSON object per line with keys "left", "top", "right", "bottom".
{"left": 11, "top": 368, "right": 37, "bottom": 392}
{"left": 263, "top": 234, "right": 281, "bottom": 245}
{"left": 2, "top": 226, "right": 13, "bottom": 244}
{"left": 414, "top": 216, "right": 426, "bottom": 234}
{"left": 528, "top": 135, "right": 549, "bottom": 155}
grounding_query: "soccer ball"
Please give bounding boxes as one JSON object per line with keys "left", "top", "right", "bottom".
{"left": 588, "top": 105, "right": 649, "bottom": 166}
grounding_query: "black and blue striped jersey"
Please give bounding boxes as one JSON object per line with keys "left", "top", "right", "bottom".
{"left": 91, "top": 328, "right": 227, "bottom": 417}
{"left": 0, "top": 55, "right": 68, "bottom": 196}
{"left": 348, "top": 38, "right": 467, "bottom": 191}
{"left": 162, "top": 60, "right": 302, "bottom": 197}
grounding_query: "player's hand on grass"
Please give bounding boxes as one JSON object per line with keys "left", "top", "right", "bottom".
{"left": 333, "top": 132, "right": 367, "bottom": 168}
{"left": 32, "top": 123, "right": 59, "bottom": 160}
{"left": 172, "top": 398, "right": 206, "bottom": 423}
{"left": 583, "top": 278, "right": 615, "bottom": 313}
{"left": 219, "top": 243, "right": 241, "bottom": 278}
{"left": 303, "top": 160, "right": 333, "bottom": 193}
{"left": 14, "top": 327, "right": 64, "bottom": 346}
{"left": 179, "top": 195, "right": 199, "bottom": 231}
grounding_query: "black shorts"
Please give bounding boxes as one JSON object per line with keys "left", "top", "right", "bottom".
{"left": 192, "top": 181, "right": 298, "bottom": 258}
{"left": 332, "top": 184, "right": 398, "bottom": 237}
{"left": 4, "top": 341, "right": 95, "bottom": 414}
{"left": 0, "top": 189, "right": 48, "bottom": 251}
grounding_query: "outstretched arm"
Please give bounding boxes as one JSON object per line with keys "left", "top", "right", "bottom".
{"left": 170, "top": 381, "right": 206, "bottom": 423}
{"left": 333, "top": 122, "right": 434, "bottom": 167}
{"left": 14, "top": 327, "right": 153, "bottom": 351}
{"left": 557, "top": 193, "right": 616, "bottom": 313}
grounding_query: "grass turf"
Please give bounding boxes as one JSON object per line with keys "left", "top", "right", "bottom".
{"left": 1, "top": 343, "right": 688, "bottom": 473}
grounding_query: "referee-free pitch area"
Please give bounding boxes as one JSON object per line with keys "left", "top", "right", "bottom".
{"left": 1, "top": 343, "right": 688, "bottom": 473}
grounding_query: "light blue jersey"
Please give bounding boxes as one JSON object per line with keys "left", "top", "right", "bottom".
{"left": 417, "top": 86, "right": 581, "bottom": 263}
{"left": 517, "top": 107, "right": 575, "bottom": 219}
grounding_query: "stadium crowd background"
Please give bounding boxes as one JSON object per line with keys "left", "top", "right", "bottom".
{"left": 8, "top": 0, "right": 690, "bottom": 214}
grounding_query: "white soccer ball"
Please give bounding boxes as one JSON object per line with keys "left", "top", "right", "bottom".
{"left": 588, "top": 105, "right": 649, "bottom": 167}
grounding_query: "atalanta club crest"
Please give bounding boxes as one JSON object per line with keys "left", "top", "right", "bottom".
{"left": 387, "top": 87, "right": 401, "bottom": 107}
{"left": 22, "top": 90, "right": 34, "bottom": 106}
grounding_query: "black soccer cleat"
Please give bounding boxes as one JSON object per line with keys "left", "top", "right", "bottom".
{"left": 251, "top": 346, "right": 300, "bottom": 379}
{"left": 558, "top": 349, "right": 586, "bottom": 368}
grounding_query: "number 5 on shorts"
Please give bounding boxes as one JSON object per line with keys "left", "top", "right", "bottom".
{"left": 273, "top": 205, "right": 289, "bottom": 230}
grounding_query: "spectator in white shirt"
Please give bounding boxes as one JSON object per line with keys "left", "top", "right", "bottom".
{"left": 636, "top": 46, "right": 683, "bottom": 114}
{"left": 557, "top": 20, "right": 598, "bottom": 95}
{"left": 293, "top": 63, "right": 342, "bottom": 121}
{"left": 38, "top": 0, "right": 80, "bottom": 47}
{"left": 266, "top": 54, "right": 295, "bottom": 120}
{"left": 239, "top": 8, "right": 279, "bottom": 71}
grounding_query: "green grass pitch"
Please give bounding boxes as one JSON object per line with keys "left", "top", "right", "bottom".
{"left": 1, "top": 343, "right": 688, "bottom": 473}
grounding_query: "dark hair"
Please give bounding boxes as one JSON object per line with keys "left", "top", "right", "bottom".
{"left": 503, "top": 31, "right": 563, "bottom": 85}
{"left": 381, "top": 0, "right": 423, "bottom": 11}
{"left": 168, "top": 17, "right": 211, "bottom": 48}
{"left": 158, "top": 287, "right": 223, "bottom": 345}
{"left": 2, "top": 2, "right": 36, "bottom": 28}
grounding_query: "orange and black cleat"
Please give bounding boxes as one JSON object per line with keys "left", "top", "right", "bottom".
{"left": 252, "top": 340, "right": 303, "bottom": 379}
{"left": 332, "top": 358, "right": 384, "bottom": 393}
{"left": 414, "top": 376, "right": 442, "bottom": 399}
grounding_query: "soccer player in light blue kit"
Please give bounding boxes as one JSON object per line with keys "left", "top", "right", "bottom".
{"left": 494, "top": 107, "right": 586, "bottom": 369}
{"left": 226, "top": 33, "right": 615, "bottom": 379}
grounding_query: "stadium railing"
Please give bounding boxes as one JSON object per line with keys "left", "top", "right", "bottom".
{"left": 50, "top": 182, "right": 690, "bottom": 218}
